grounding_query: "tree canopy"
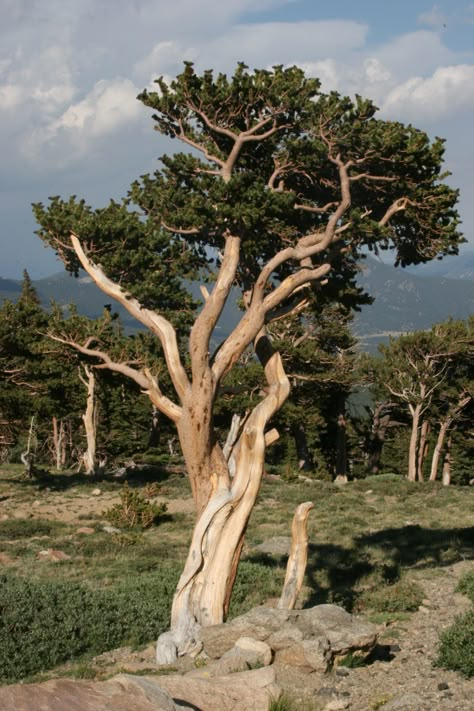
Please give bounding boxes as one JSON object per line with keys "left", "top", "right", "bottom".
{"left": 32, "top": 63, "right": 464, "bottom": 659}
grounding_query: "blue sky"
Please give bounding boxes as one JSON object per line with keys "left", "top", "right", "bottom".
{"left": 1, "top": 0, "right": 473, "bottom": 278}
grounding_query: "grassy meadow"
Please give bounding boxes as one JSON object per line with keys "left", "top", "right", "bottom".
{"left": 0, "top": 464, "right": 473, "bottom": 683}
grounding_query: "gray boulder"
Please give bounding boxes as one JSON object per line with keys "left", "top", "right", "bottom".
{"left": 199, "top": 604, "right": 377, "bottom": 672}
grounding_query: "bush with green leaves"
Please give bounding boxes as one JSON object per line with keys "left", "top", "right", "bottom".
{"left": 436, "top": 569, "right": 474, "bottom": 678}
{"left": 103, "top": 482, "right": 167, "bottom": 529}
{"left": 457, "top": 570, "right": 474, "bottom": 603}
{"left": 0, "top": 558, "right": 282, "bottom": 683}
{"left": 357, "top": 578, "right": 424, "bottom": 613}
{"left": 437, "top": 607, "right": 474, "bottom": 678}
{"left": 0, "top": 568, "right": 180, "bottom": 683}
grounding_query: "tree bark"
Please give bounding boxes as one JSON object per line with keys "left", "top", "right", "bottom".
{"left": 293, "top": 423, "right": 313, "bottom": 471}
{"left": 407, "top": 404, "right": 421, "bottom": 482}
{"left": 442, "top": 436, "right": 452, "bottom": 486}
{"left": 156, "top": 339, "right": 290, "bottom": 663}
{"left": 80, "top": 365, "right": 98, "bottom": 476}
{"left": 367, "top": 405, "right": 392, "bottom": 475}
{"left": 278, "top": 501, "right": 313, "bottom": 610}
{"left": 429, "top": 420, "right": 450, "bottom": 482}
{"left": 416, "top": 419, "right": 430, "bottom": 482}
{"left": 51, "top": 416, "right": 64, "bottom": 471}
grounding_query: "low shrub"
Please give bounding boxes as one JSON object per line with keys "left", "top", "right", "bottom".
{"left": 0, "top": 566, "right": 180, "bottom": 684}
{"left": 357, "top": 578, "right": 424, "bottom": 613}
{"left": 436, "top": 607, "right": 474, "bottom": 678}
{"left": 103, "top": 483, "right": 167, "bottom": 529}
{"left": 457, "top": 570, "right": 474, "bottom": 603}
{"left": 0, "top": 558, "right": 284, "bottom": 683}
{"left": 0, "top": 518, "right": 66, "bottom": 540}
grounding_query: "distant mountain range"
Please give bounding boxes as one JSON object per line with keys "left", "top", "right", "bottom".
{"left": 1, "top": 251, "right": 474, "bottom": 353}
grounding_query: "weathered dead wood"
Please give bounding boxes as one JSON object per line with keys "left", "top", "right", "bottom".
{"left": 278, "top": 501, "right": 314, "bottom": 610}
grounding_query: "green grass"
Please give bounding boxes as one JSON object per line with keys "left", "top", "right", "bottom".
{"left": 0, "top": 465, "right": 473, "bottom": 684}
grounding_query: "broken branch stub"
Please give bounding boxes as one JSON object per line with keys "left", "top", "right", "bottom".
{"left": 278, "top": 501, "right": 314, "bottom": 610}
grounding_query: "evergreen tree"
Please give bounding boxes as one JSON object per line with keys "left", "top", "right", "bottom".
{"left": 32, "top": 63, "right": 463, "bottom": 657}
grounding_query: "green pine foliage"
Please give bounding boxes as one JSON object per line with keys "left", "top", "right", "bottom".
{"left": 103, "top": 483, "right": 168, "bottom": 529}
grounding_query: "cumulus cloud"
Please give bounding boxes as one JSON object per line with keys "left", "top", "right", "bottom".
{"left": 26, "top": 77, "right": 143, "bottom": 163}
{"left": 382, "top": 64, "right": 474, "bottom": 122}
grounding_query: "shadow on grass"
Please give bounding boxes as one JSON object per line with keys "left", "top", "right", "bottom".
{"left": 0, "top": 463, "right": 180, "bottom": 493}
{"left": 245, "top": 524, "right": 474, "bottom": 611}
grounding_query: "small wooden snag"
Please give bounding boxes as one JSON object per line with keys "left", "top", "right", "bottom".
{"left": 278, "top": 501, "right": 314, "bottom": 610}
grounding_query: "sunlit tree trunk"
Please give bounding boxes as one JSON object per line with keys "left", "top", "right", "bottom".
{"left": 79, "top": 365, "right": 98, "bottom": 475}
{"left": 51, "top": 416, "right": 64, "bottom": 470}
{"left": 430, "top": 420, "right": 450, "bottom": 482}
{"left": 156, "top": 337, "right": 290, "bottom": 662}
{"left": 407, "top": 404, "right": 422, "bottom": 482}
{"left": 417, "top": 419, "right": 430, "bottom": 481}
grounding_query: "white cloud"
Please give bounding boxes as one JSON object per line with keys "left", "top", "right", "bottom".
{"left": 364, "top": 57, "right": 391, "bottom": 84}
{"left": 418, "top": 4, "right": 448, "bottom": 29}
{"left": 134, "top": 41, "right": 198, "bottom": 86}
{"left": 382, "top": 64, "right": 474, "bottom": 122}
{"left": 28, "top": 77, "right": 142, "bottom": 160}
{"left": 0, "top": 43, "right": 76, "bottom": 114}
{"left": 0, "top": 83, "right": 22, "bottom": 110}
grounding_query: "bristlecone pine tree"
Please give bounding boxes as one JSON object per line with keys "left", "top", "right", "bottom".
{"left": 33, "top": 63, "right": 463, "bottom": 661}
{"left": 374, "top": 319, "right": 473, "bottom": 482}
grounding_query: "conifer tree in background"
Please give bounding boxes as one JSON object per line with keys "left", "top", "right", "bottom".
{"left": 33, "top": 63, "right": 462, "bottom": 659}
{"left": 369, "top": 318, "right": 473, "bottom": 482}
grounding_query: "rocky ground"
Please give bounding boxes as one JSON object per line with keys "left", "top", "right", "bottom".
{"left": 78, "top": 559, "right": 473, "bottom": 710}
{"left": 1, "top": 474, "right": 473, "bottom": 710}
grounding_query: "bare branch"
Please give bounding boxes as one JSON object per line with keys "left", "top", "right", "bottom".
{"left": 190, "top": 232, "right": 240, "bottom": 386}
{"left": 161, "top": 220, "right": 200, "bottom": 235}
{"left": 69, "top": 233, "right": 190, "bottom": 403}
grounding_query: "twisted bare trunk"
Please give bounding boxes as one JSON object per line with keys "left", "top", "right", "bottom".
{"left": 156, "top": 339, "right": 290, "bottom": 663}
{"left": 80, "top": 365, "right": 98, "bottom": 475}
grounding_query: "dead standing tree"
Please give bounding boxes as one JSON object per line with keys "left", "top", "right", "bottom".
{"left": 33, "top": 64, "right": 462, "bottom": 660}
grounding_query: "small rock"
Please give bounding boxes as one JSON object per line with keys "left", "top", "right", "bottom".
{"left": 253, "top": 536, "right": 291, "bottom": 556}
{"left": 335, "top": 667, "right": 350, "bottom": 677}
{"left": 437, "top": 682, "right": 449, "bottom": 691}
{"left": 32, "top": 500, "right": 41, "bottom": 508}
{"left": 418, "top": 605, "right": 430, "bottom": 614}
{"left": 91, "top": 488, "right": 102, "bottom": 496}
{"left": 76, "top": 527, "right": 95, "bottom": 535}
{"left": 389, "top": 644, "right": 401, "bottom": 653}
{"left": 103, "top": 525, "right": 121, "bottom": 534}
{"left": 324, "top": 700, "right": 350, "bottom": 710}
{"left": 205, "top": 655, "right": 249, "bottom": 676}
{"left": 221, "top": 637, "right": 272, "bottom": 668}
